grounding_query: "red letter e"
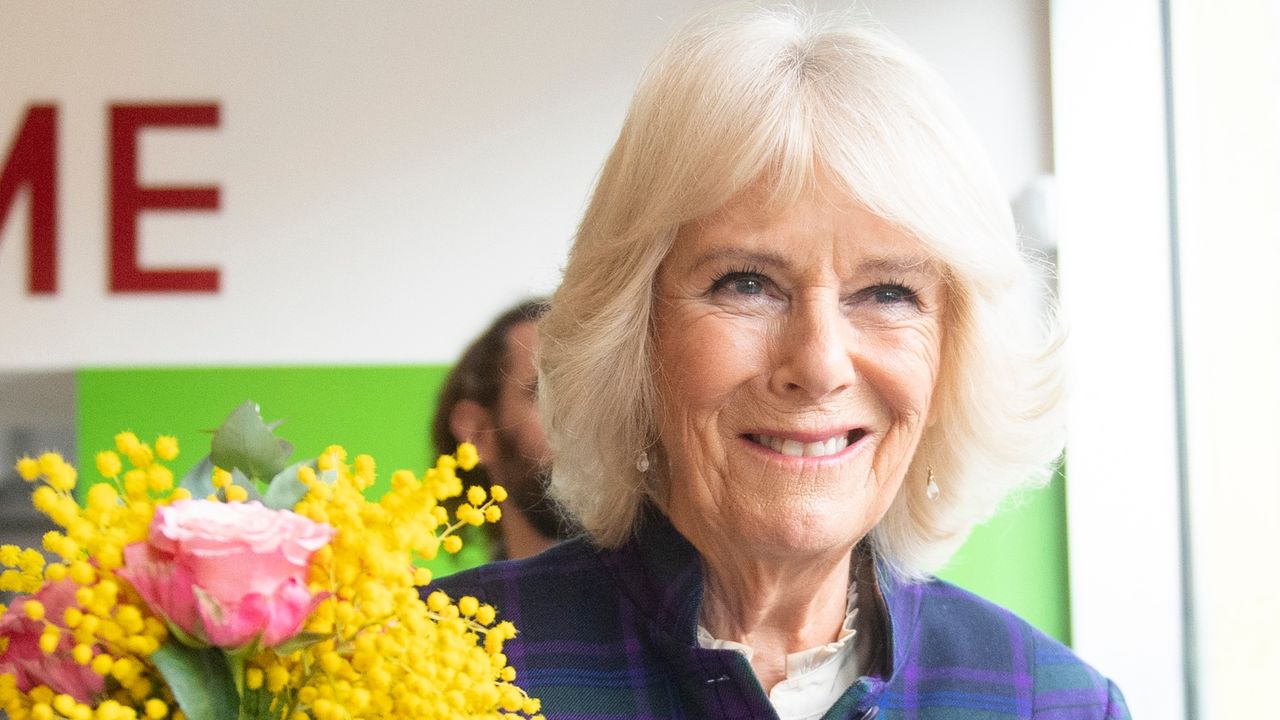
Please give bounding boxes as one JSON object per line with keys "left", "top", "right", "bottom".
{"left": 110, "top": 103, "right": 221, "bottom": 293}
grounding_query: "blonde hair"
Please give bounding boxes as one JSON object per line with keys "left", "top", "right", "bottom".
{"left": 539, "top": 5, "right": 1064, "bottom": 579}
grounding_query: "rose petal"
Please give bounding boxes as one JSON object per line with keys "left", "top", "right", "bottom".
{"left": 197, "top": 590, "right": 264, "bottom": 649}
{"left": 196, "top": 578, "right": 323, "bottom": 649}
{"left": 0, "top": 582, "right": 104, "bottom": 702}
{"left": 139, "top": 499, "right": 333, "bottom": 649}
{"left": 118, "top": 542, "right": 202, "bottom": 641}
{"left": 260, "top": 579, "right": 326, "bottom": 647}
{"left": 183, "top": 548, "right": 306, "bottom": 602}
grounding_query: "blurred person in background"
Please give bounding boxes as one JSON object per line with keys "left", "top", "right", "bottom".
{"left": 432, "top": 298, "right": 574, "bottom": 561}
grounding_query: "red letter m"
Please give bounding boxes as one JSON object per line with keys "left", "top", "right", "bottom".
{"left": 0, "top": 105, "right": 57, "bottom": 294}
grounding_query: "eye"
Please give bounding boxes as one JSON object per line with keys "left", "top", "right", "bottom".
{"left": 710, "top": 269, "right": 770, "bottom": 297}
{"left": 868, "top": 283, "right": 918, "bottom": 305}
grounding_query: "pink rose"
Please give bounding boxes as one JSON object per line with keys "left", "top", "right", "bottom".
{"left": 0, "top": 579, "right": 104, "bottom": 702}
{"left": 118, "top": 499, "right": 334, "bottom": 649}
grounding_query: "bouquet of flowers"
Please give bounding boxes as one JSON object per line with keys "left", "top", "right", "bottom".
{"left": 0, "top": 401, "right": 542, "bottom": 720}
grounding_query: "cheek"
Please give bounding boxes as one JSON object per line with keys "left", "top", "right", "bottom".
{"left": 656, "top": 312, "right": 768, "bottom": 420}
{"left": 862, "top": 327, "right": 944, "bottom": 418}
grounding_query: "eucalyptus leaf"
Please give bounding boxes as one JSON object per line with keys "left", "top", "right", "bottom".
{"left": 150, "top": 642, "right": 239, "bottom": 720}
{"left": 261, "top": 459, "right": 316, "bottom": 510}
{"left": 179, "top": 455, "right": 216, "bottom": 497}
{"left": 178, "top": 456, "right": 261, "bottom": 503}
{"left": 210, "top": 401, "right": 294, "bottom": 482}
{"left": 230, "top": 468, "right": 263, "bottom": 502}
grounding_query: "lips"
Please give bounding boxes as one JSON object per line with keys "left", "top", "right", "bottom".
{"left": 746, "top": 429, "right": 867, "bottom": 458}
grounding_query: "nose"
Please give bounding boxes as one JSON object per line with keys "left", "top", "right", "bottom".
{"left": 769, "top": 296, "right": 856, "bottom": 401}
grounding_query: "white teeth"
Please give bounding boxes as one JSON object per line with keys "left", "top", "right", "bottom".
{"left": 753, "top": 433, "right": 850, "bottom": 458}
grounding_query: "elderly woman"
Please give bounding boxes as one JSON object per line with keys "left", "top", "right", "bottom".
{"left": 434, "top": 7, "right": 1128, "bottom": 719}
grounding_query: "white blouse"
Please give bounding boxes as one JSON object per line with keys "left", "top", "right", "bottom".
{"left": 697, "top": 591, "right": 861, "bottom": 720}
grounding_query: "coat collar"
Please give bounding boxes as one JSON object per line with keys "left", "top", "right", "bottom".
{"left": 604, "top": 504, "right": 923, "bottom": 683}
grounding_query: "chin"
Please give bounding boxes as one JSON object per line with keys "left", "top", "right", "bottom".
{"left": 733, "top": 500, "right": 871, "bottom": 561}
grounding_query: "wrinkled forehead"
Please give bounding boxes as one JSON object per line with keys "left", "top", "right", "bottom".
{"left": 671, "top": 174, "right": 947, "bottom": 278}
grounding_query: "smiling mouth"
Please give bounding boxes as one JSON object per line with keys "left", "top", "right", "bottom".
{"left": 746, "top": 429, "right": 868, "bottom": 458}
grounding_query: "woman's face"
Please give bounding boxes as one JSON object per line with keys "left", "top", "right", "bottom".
{"left": 652, "top": 185, "right": 947, "bottom": 560}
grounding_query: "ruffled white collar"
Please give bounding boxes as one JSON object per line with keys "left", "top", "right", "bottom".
{"left": 696, "top": 588, "right": 860, "bottom": 720}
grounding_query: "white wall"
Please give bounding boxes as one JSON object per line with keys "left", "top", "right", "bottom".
{"left": 0, "top": 1, "right": 1051, "bottom": 370}
{"left": 1172, "top": 0, "right": 1280, "bottom": 716}
{"left": 1051, "top": 0, "right": 1195, "bottom": 717}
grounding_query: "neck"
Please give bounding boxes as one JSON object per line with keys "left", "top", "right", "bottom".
{"left": 698, "top": 545, "right": 853, "bottom": 693}
{"left": 499, "top": 506, "right": 558, "bottom": 560}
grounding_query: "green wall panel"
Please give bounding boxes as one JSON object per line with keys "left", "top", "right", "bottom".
{"left": 76, "top": 366, "right": 1070, "bottom": 643}
{"left": 936, "top": 468, "right": 1071, "bottom": 644}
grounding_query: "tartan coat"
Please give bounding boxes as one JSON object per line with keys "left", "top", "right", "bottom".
{"left": 429, "top": 507, "right": 1130, "bottom": 719}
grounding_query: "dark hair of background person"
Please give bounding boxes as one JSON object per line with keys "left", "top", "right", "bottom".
{"left": 431, "top": 298, "right": 550, "bottom": 540}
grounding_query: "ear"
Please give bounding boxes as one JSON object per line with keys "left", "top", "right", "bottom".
{"left": 449, "top": 399, "right": 499, "bottom": 464}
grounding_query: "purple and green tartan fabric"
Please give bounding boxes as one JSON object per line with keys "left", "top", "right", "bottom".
{"left": 430, "top": 508, "right": 1129, "bottom": 719}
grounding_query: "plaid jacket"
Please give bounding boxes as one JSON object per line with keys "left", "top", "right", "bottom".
{"left": 430, "top": 509, "right": 1130, "bottom": 719}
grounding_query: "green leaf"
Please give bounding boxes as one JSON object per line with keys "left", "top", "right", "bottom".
{"left": 179, "top": 455, "right": 261, "bottom": 503}
{"left": 270, "top": 631, "right": 329, "bottom": 656}
{"left": 179, "top": 455, "right": 216, "bottom": 496}
{"left": 261, "top": 459, "right": 316, "bottom": 510}
{"left": 150, "top": 642, "right": 239, "bottom": 720}
{"left": 224, "top": 646, "right": 250, "bottom": 698}
{"left": 238, "top": 686, "right": 272, "bottom": 720}
{"left": 210, "top": 401, "right": 294, "bottom": 482}
{"left": 162, "top": 616, "right": 209, "bottom": 649}
{"left": 229, "top": 468, "right": 263, "bottom": 502}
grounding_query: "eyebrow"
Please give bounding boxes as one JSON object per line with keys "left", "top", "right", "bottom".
{"left": 688, "top": 248, "right": 789, "bottom": 273}
{"left": 688, "top": 247, "right": 940, "bottom": 277}
{"left": 859, "top": 256, "right": 940, "bottom": 276}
